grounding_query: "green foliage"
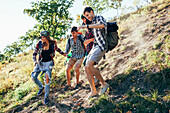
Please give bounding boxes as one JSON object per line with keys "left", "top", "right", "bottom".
{"left": 19, "top": 29, "right": 40, "bottom": 51}
{"left": 83, "top": 0, "right": 122, "bottom": 15}
{"left": 1, "top": 0, "right": 169, "bottom": 112}
{"left": 85, "top": 95, "right": 117, "bottom": 113}
{"left": 23, "top": 0, "right": 74, "bottom": 39}
{"left": 3, "top": 42, "right": 21, "bottom": 60}
{"left": 1, "top": 0, "right": 74, "bottom": 61}
{"left": 79, "top": 67, "right": 170, "bottom": 113}
{"left": 0, "top": 53, "right": 5, "bottom": 62}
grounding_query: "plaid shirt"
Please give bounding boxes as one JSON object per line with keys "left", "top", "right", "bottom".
{"left": 65, "top": 35, "right": 85, "bottom": 59}
{"left": 33, "top": 41, "right": 64, "bottom": 62}
{"left": 92, "top": 16, "right": 107, "bottom": 51}
{"left": 85, "top": 29, "right": 94, "bottom": 53}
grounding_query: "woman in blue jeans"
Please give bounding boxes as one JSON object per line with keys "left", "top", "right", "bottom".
{"left": 31, "top": 30, "right": 66, "bottom": 104}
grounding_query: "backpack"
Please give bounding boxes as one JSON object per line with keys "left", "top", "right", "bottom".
{"left": 105, "top": 22, "right": 119, "bottom": 52}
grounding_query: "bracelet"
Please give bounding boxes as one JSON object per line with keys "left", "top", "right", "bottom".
{"left": 87, "top": 24, "right": 89, "bottom": 29}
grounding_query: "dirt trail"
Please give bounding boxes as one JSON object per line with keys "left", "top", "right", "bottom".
{"left": 8, "top": 1, "right": 170, "bottom": 113}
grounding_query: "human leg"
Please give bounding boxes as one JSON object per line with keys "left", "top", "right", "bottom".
{"left": 63, "top": 58, "right": 76, "bottom": 91}
{"left": 66, "top": 58, "right": 76, "bottom": 86}
{"left": 86, "top": 46, "right": 109, "bottom": 95}
{"left": 31, "top": 66, "right": 43, "bottom": 89}
{"left": 44, "top": 70, "right": 51, "bottom": 98}
{"left": 43, "top": 61, "right": 53, "bottom": 104}
{"left": 85, "top": 60, "right": 97, "bottom": 96}
{"left": 74, "top": 58, "right": 84, "bottom": 85}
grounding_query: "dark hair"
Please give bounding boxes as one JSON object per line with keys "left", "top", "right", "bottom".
{"left": 40, "top": 30, "right": 56, "bottom": 45}
{"left": 71, "top": 26, "right": 78, "bottom": 32}
{"left": 45, "top": 36, "right": 56, "bottom": 44}
{"left": 83, "top": 7, "right": 94, "bottom": 14}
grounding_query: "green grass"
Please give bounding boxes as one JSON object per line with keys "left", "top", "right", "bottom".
{"left": 74, "top": 67, "right": 170, "bottom": 113}
{"left": 0, "top": 39, "right": 67, "bottom": 112}
{"left": 74, "top": 33, "right": 170, "bottom": 113}
{"left": 0, "top": 0, "right": 170, "bottom": 112}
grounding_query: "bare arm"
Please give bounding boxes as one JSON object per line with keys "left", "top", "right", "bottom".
{"left": 84, "top": 38, "right": 94, "bottom": 46}
{"left": 78, "top": 24, "right": 104, "bottom": 30}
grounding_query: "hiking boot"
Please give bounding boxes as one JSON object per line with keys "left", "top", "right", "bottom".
{"left": 63, "top": 85, "right": 71, "bottom": 91}
{"left": 44, "top": 97, "right": 49, "bottom": 105}
{"left": 37, "top": 87, "right": 44, "bottom": 96}
{"left": 99, "top": 83, "right": 109, "bottom": 95}
{"left": 74, "top": 84, "right": 81, "bottom": 89}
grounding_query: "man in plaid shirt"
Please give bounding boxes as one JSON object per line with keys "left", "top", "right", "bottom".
{"left": 64, "top": 26, "right": 85, "bottom": 91}
{"left": 78, "top": 7, "right": 109, "bottom": 100}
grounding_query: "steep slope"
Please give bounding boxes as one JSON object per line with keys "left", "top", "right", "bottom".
{"left": 1, "top": 0, "right": 169, "bottom": 112}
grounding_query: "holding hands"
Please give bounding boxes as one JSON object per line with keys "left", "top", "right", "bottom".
{"left": 63, "top": 53, "right": 67, "bottom": 57}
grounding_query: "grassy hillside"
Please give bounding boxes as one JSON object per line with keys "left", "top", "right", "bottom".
{"left": 0, "top": 40, "right": 67, "bottom": 112}
{"left": 0, "top": 0, "right": 169, "bottom": 112}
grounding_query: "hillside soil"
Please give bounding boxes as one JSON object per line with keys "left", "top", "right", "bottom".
{"left": 5, "top": 1, "right": 170, "bottom": 113}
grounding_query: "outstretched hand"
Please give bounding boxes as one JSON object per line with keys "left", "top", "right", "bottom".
{"left": 63, "top": 53, "right": 67, "bottom": 57}
{"left": 77, "top": 25, "right": 86, "bottom": 31}
{"left": 77, "top": 26, "right": 81, "bottom": 31}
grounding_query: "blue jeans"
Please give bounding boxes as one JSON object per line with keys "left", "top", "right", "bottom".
{"left": 31, "top": 61, "right": 53, "bottom": 98}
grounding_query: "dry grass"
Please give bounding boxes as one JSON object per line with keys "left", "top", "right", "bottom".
{"left": 0, "top": 39, "right": 68, "bottom": 112}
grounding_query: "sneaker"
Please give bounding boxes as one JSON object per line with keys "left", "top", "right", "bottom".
{"left": 37, "top": 87, "right": 44, "bottom": 96}
{"left": 74, "top": 84, "right": 81, "bottom": 89}
{"left": 63, "top": 85, "right": 71, "bottom": 91}
{"left": 94, "top": 76, "right": 99, "bottom": 85}
{"left": 99, "top": 83, "right": 109, "bottom": 95}
{"left": 44, "top": 97, "right": 49, "bottom": 105}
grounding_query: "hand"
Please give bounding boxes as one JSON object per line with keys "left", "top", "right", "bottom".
{"left": 77, "top": 26, "right": 82, "bottom": 31}
{"left": 77, "top": 25, "right": 86, "bottom": 31}
{"left": 63, "top": 53, "right": 67, "bottom": 57}
{"left": 67, "top": 54, "right": 71, "bottom": 58}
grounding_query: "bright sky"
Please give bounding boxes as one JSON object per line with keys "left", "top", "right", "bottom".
{"left": 0, "top": 0, "right": 138, "bottom": 52}
{"left": 0, "top": 0, "right": 38, "bottom": 52}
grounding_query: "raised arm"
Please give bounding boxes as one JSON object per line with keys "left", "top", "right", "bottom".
{"left": 84, "top": 38, "right": 94, "bottom": 46}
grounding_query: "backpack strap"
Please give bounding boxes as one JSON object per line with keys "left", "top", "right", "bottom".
{"left": 78, "top": 35, "right": 86, "bottom": 50}
{"left": 68, "top": 38, "right": 71, "bottom": 47}
{"left": 78, "top": 35, "right": 86, "bottom": 57}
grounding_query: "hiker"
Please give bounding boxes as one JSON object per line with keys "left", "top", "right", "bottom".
{"left": 78, "top": 7, "right": 109, "bottom": 99}
{"left": 81, "top": 14, "right": 99, "bottom": 85}
{"left": 31, "top": 30, "right": 66, "bottom": 104}
{"left": 64, "top": 26, "right": 85, "bottom": 91}
{"left": 81, "top": 14, "right": 93, "bottom": 66}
